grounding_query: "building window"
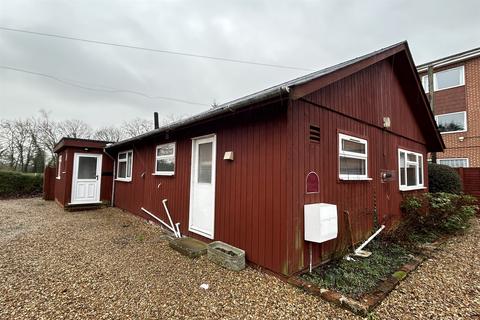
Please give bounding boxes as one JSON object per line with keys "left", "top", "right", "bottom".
{"left": 338, "top": 133, "right": 368, "bottom": 180}
{"left": 155, "top": 143, "right": 175, "bottom": 175}
{"left": 117, "top": 150, "right": 133, "bottom": 181}
{"left": 435, "top": 111, "right": 467, "bottom": 134}
{"left": 398, "top": 149, "right": 424, "bottom": 191}
{"left": 421, "top": 75, "right": 429, "bottom": 93}
{"left": 56, "top": 155, "right": 62, "bottom": 179}
{"left": 421, "top": 66, "right": 465, "bottom": 93}
{"left": 438, "top": 158, "right": 469, "bottom": 168}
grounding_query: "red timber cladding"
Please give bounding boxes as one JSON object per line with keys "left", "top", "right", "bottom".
{"left": 43, "top": 166, "right": 56, "bottom": 200}
{"left": 286, "top": 58, "right": 429, "bottom": 274}
{"left": 113, "top": 104, "right": 290, "bottom": 275}
{"left": 54, "top": 147, "right": 113, "bottom": 206}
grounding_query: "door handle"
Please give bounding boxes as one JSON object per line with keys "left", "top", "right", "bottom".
{"left": 96, "top": 175, "right": 99, "bottom": 180}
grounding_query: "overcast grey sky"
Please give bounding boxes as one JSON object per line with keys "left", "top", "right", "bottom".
{"left": 1, "top": 0, "right": 479, "bottom": 127}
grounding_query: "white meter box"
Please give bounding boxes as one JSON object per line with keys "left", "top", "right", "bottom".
{"left": 304, "top": 203, "right": 338, "bottom": 243}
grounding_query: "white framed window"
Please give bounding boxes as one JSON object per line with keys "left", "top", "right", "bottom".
{"left": 421, "top": 66, "right": 465, "bottom": 93}
{"left": 438, "top": 158, "right": 469, "bottom": 168}
{"left": 435, "top": 111, "right": 467, "bottom": 134}
{"left": 155, "top": 143, "right": 176, "bottom": 176}
{"left": 117, "top": 150, "right": 133, "bottom": 181}
{"left": 398, "top": 149, "right": 424, "bottom": 191}
{"left": 56, "top": 155, "right": 62, "bottom": 179}
{"left": 421, "top": 74, "right": 429, "bottom": 93}
{"left": 338, "top": 133, "right": 369, "bottom": 180}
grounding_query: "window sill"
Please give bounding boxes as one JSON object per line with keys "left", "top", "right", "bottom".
{"left": 115, "top": 178, "right": 132, "bottom": 182}
{"left": 56, "top": 177, "right": 61, "bottom": 180}
{"left": 400, "top": 186, "right": 426, "bottom": 192}
{"left": 440, "top": 130, "right": 467, "bottom": 135}
{"left": 152, "top": 173, "right": 175, "bottom": 176}
{"left": 339, "top": 177, "right": 372, "bottom": 181}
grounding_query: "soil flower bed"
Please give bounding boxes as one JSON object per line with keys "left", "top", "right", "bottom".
{"left": 300, "top": 240, "right": 414, "bottom": 298}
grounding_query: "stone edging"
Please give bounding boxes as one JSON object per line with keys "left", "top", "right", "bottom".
{"left": 287, "top": 238, "right": 448, "bottom": 316}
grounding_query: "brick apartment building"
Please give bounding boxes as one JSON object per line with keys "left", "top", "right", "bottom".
{"left": 417, "top": 47, "right": 480, "bottom": 167}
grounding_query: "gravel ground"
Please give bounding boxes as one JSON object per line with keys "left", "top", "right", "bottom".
{"left": 375, "top": 217, "right": 480, "bottom": 319}
{"left": 0, "top": 198, "right": 478, "bottom": 319}
{"left": 0, "top": 198, "right": 355, "bottom": 320}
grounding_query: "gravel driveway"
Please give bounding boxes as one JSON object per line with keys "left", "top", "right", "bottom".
{"left": 0, "top": 198, "right": 478, "bottom": 319}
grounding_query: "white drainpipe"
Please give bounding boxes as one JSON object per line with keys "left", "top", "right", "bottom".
{"left": 141, "top": 207, "right": 179, "bottom": 237}
{"left": 162, "top": 199, "right": 180, "bottom": 238}
{"left": 355, "top": 225, "right": 386, "bottom": 254}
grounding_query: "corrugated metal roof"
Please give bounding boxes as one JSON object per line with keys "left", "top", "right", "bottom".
{"left": 108, "top": 41, "right": 407, "bottom": 150}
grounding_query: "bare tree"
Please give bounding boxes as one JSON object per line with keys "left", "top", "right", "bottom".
{"left": 38, "top": 110, "right": 61, "bottom": 165}
{"left": 160, "top": 113, "right": 189, "bottom": 126}
{"left": 121, "top": 117, "right": 151, "bottom": 138}
{"left": 57, "top": 119, "right": 92, "bottom": 139}
{"left": 93, "top": 126, "right": 124, "bottom": 142}
{"left": 0, "top": 118, "right": 43, "bottom": 172}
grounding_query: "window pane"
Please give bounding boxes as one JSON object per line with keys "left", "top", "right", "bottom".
{"left": 156, "top": 158, "right": 175, "bottom": 172}
{"left": 436, "top": 113, "right": 465, "bottom": 132}
{"left": 399, "top": 152, "right": 406, "bottom": 185}
{"left": 157, "top": 143, "right": 175, "bottom": 156}
{"left": 127, "top": 152, "right": 132, "bottom": 177}
{"left": 407, "top": 153, "right": 417, "bottom": 162}
{"left": 118, "top": 162, "right": 126, "bottom": 178}
{"left": 422, "top": 75, "right": 429, "bottom": 92}
{"left": 418, "top": 157, "right": 423, "bottom": 185}
{"left": 198, "top": 142, "right": 213, "bottom": 183}
{"left": 438, "top": 159, "right": 468, "bottom": 168}
{"left": 436, "top": 68, "right": 462, "bottom": 90}
{"left": 78, "top": 156, "right": 97, "bottom": 179}
{"left": 119, "top": 153, "right": 127, "bottom": 160}
{"left": 406, "top": 163, "right": 417, "bottom": 186}
{"left": 340, "top": 156, "right": 366, "bottom": 175}
{"left": 342, "top": 139, "right": 365, "bottom": 154}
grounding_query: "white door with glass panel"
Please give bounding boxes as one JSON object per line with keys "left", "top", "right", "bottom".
{"left": 189, "top": 135, "right": 216, "bottom": 239}
{"left": 71, "top": 153, "right": 102, "bottom": 204}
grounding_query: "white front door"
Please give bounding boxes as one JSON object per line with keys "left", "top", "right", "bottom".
{"left": 189, "top": 134, "right": 216, "bottom": 239}
{"left": 71, "top": 153, "right": 102, "bottom": 204}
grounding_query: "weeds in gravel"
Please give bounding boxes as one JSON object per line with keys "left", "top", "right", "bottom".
{"left": 301, "top": 240, "right": 413, "bottom": 298}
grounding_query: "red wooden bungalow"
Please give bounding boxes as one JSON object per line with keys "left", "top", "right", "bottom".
{"left": 52, "top": 41, "right": 444, "bottom": 276}
{"left": 52, "top": 138, "right": 113, "bottom": 208}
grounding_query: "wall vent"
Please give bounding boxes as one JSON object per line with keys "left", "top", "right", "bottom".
{"left": 309, "top": 125, "right": 320, "bottom": 142}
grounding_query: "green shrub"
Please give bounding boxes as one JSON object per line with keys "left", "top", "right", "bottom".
{"left": 394, "top": 192, "right": 478, "bottom": 241}
{"left": 0, "top": 170, "right": 43, "bottom": 198}
{"left": 428, "top": 163, "right": 462, "bottom": 194}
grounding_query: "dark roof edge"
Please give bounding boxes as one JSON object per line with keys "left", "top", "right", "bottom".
{"left": 417, "top": 46, "right": 480, "bottom": 71}
{"left": 402, "top": 42, "right": 445, "bottom": 151}
{"left": 53, "top": 137, "right": 113, "bottom": 153}
{"left": 108, "top": 41, "right": 410, "bottom": 151}
{"left": 106, "top": 86, "right": 289, "bottom": 150}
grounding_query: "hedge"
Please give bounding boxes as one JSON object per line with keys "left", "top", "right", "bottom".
{"left": 428, "top": 163, "right": 463, "bottom": 194}
{"left": 0, "top": 170, "right": 43, "bottom": 198}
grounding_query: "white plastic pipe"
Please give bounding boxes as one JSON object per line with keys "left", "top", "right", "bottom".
{"left": 355, "top": 225, "right": 386, "bottom": 254}
{"left": 162, "top": 199, "right": 179, "bottom": 237}
{"left": 141, "top": 207, "right": 178, "bottom": 236}
{"left": 175, "top": 222, "right": 181, "bottom": 238}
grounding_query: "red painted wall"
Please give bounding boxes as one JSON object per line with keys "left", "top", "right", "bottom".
{"left": 54, "top": 147, "right": 113, "bottom": 206}
{"left": 113, "top": 104, "right": 290, "bottom": 274}
{"left": 112, "top": 57, "right": 432, "bottom": 276}
{"left": 286, "top": 58, "right": 429, "bottom": 274}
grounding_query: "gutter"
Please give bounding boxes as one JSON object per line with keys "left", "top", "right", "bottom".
{"left": 106, "top": 86, "right": 290, "bottom": 150}
{"left": 417, "top": 48, "right": 480, "bottom": 72}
